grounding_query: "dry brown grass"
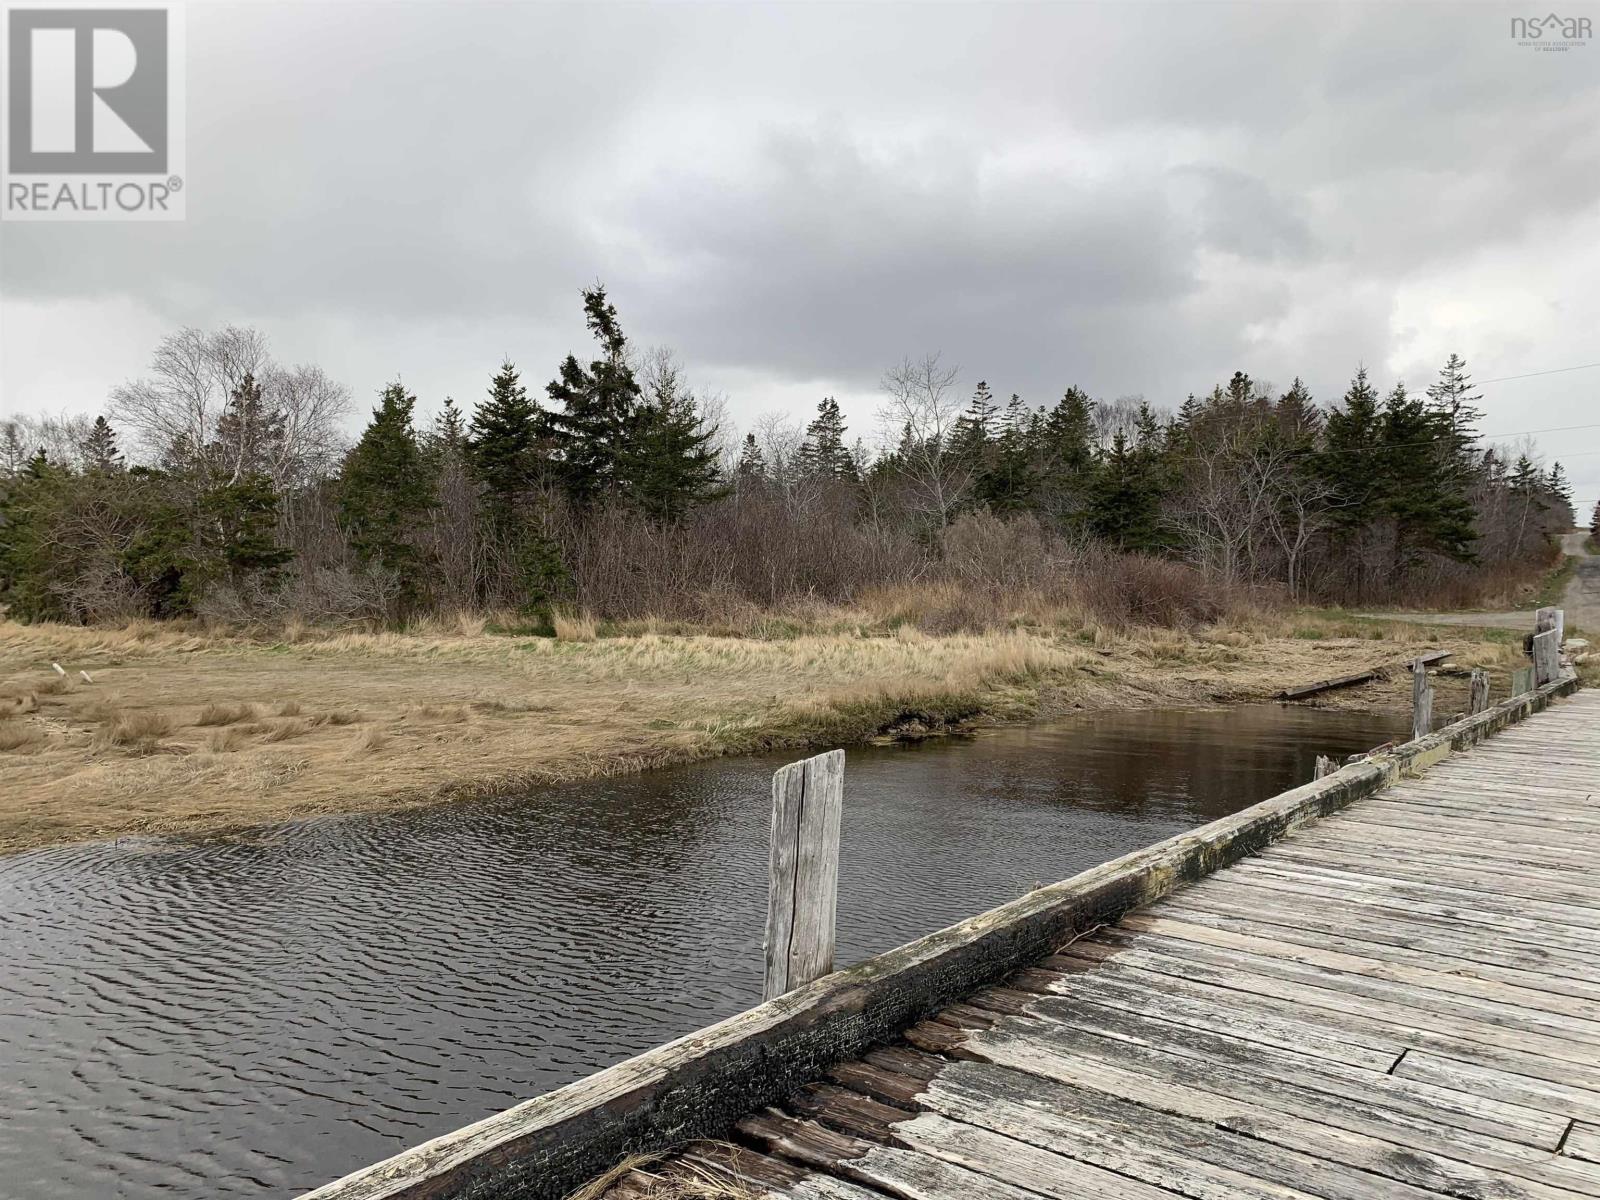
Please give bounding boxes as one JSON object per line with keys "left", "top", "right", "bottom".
{"left": 0, "top": 606, "right": 1517, "bottom": 855}
{"left": 0, "top": 724, "right": 45, "bottom": 753}
{"left": 205, "top": 727, "right": 247, "bottom": 754}
{"left": 196, "top": 701, "right": 258, "bottom": 727}
{"left": 94, "top": 710, "right": 176, "bottom": 750}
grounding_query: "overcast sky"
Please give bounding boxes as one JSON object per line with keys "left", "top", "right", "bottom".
{"left": 2, "top": 1, "right": 1598, "bottom": 514}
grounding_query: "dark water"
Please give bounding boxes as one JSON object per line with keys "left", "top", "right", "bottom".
{"left": 0, "top": 704, "right": 1405, "bottom": 1199}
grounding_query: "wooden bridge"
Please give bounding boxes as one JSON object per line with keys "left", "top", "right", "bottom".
{"left": 305, "top": 658, "right": 1589, "bottom": 1200}
{"left": 605, "top": 688, "right": 1600, "bottom": 1200}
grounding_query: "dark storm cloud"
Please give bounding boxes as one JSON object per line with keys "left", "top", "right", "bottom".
{"left": 3, "top": 0, "right": 1599, "bottom": 505}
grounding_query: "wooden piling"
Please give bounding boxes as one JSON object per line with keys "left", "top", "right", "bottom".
{"left": 1468, "top": 668, "right": 1490, "bottom": 715}
{"left": 1313, "top": 755, "right": 1337, "bottom": 779}
{"left": 764, "top": 749, "right": 845, "bottom": 1001}
{"left": 1536, "top": 605, "right": 1565, "bottom": 647}
{"left": 1410, "top": 658, "right": 1434, "bottom": 742}
{"left": 1532, "top": 628, "right": 1562, "bottom": 687}
{"left": 1512, "top": 664, "right": 1535, "bottom": 696}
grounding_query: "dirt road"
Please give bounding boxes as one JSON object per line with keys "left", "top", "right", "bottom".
{"left": 1364, "top": 530, "right": 1596, "bottom": 634}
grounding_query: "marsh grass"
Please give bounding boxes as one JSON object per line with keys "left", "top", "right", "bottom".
{"left": 0, "top": 724, "right": 44, "bottom": 752}
{"left": 196, "top": 701, "right": 259, "bottom": 727}
{"left": 0, "top": 603, "right": 1515, "bottom": 855}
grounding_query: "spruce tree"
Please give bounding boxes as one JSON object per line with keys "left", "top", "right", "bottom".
{"left": 977, "top": 393, "right": 1038, "bottom": 512}
{"left": 1089, "top": 431, "right": 1160, "bottom": 550}
{"left": 1276, "top": 378, "right": 1322, "bottom": 443}
{"left": 470, "top": 361, "right": 544, "bottom": 512}
{"left": 949, "top": 381, "right": 998, "bottom": 465}
{"left": 796, "top": 397, "right": 856, "bottom": 482}
{"left": 340, "top": 382, "right": 435, "bottom": 604}
{"left": 1320, "top": 368, "right": 1383, "bottom": 535}
{"left": 1547, "top": 462, "right": 1573, "bottom": 510}
{"left": 545, "top": 287, "right": 643, "bottom": 510}
{"left": 622, "top": 371, "right": 725, "bottom": 521}
{"left": 432, "top": 396, "right": 467, "bottom": 454}
{"left": 735, "top": 433, "right": 766, "bottom": 482}
{"left": 80, "top": 416, "right": 123, "bottom": 472}
{"left": 1380, "top": 382, "right": 1475, "bottom": 567}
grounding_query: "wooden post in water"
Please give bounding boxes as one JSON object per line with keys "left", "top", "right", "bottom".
{"left": 1410, "top": 658, "right": 1434, "bottom": 742}
{"left": 1314, "top": 755, "right": 1337, "bottom": 779}
{"left": 764, "top": 749, "right": 845, "bottom": 1002}
{"left": 1532, "top": 629, "right": 1562, "bottom": 688}
{"left": 1468, "top": 668, "right": 1490, "bottom": 715}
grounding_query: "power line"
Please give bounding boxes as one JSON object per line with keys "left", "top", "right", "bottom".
{"left": 1476, "top": 362, "right": 1600, "bottom": 385}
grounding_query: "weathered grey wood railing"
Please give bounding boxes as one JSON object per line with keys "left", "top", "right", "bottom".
{"left": 300, "top": 622, "right": 1581, "bottom": 1200}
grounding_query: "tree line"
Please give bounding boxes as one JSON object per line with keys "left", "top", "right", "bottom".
{"left": 0, "top": 287, "right": 1576, "bottom": 628}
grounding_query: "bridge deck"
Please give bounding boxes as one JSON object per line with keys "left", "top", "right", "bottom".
{"left": 610, "top": 689, "right": 1600, "bottom": 1200}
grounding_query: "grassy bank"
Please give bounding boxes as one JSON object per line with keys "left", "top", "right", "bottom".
{"left": 0, "top": 606, "right": 1530, "bottom": 855}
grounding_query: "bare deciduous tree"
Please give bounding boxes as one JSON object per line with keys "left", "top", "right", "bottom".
{"left": 879, "top": 352, "right": 971, "bottom": 531}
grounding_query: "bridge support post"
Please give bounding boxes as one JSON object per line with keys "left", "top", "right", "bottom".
{"left": 1468, "top": 668, "right": 1490, "bottom": 715}
{"left": 1532, "top": 629, "right": 1562, "bottom": 687}
{"left": 764, "top": 749, "right": 845, "bottom": 1001}
{"left": 1411, "top": 659, "right": 1434, "bottom": 742}
{"left": 1536, "top": 605, "right": 1565, "bottom": 648}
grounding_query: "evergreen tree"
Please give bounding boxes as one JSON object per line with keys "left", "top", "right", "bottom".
{"left": 340, "top": 382, "right": 434, "bottom": 604}
{"left": 200, "top": 475, "right": 292, "bottom": 584}
{"left": 1320, "top": 368, "right": 1383, "bottom": 535}
{"left": 470, "top": 361, "right": 545, "bottom": 512}
{"left": 545, "top": 287, "right": 643, "bottom": 510}
{"left": 949, "top": 381, "right": 998, "bottom": 464}
{"left": 1547, "top": 462, "right": 1573, "bottom": 510}
{"left": 1380, "top": 382, "right": 1476, "bottom": 567}
{"left": 1276, "top": 378, "right": 1322, "bottom": 443}
{"left": 977, "top": 393, "right": 1037, "bottom": 512}
{"left": 622, "top": 370, "right": 725, "bottom": 521}
{"left": 1089, "top": 431, "right": 1160, "bottom": 549}
{"left": 1425, "top": 353, "right": 1483, "bottom": 462}
{"left": 1590, "top": 498, "right": 1599, "bottom": 542}
{"left": 431, "top": 396, "right": 468, "bottom": 454}
{"left": 79, "top": 416, "right": 123, "bottom": 472}
{"left": 735, "top": 433, "right": 766, "bottom": 482}
{"left": 796, "top": 396, "right": 857, "bottom": 482}
{"left": 213, "top": 372, "right": 285, "bottom": 482}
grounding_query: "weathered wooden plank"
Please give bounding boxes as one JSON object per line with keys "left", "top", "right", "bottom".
{"left": 958, "top": 1022, "right": 1600, "bottom": 1196}
{"left": 1040, "top": 964, "right": 1600, "bottom": 1091}
{"left": 998, "top": 986, "right": 1563, "bottom": 1148}
{"left": 1193, "top": 868, "right": 1600, "bottom": 956}
{"left": 1072, "top": 933, "right": 1600, "bottom": 1048}
{"left": 765, "top": 750, "right": 846, "bottom": 1000}
{"left": 1117, "top": 912, "right": 1600, "bottom": 1020}
{"left": 1534, "top": 628, "right": 1562, "bottom": 686}
{"left": 1276, "top": 649, "right": 1450, "bottom": 700}
{"left": 1395, "top": 1052, "right": 1600, "bottom": 1126}
{"left": 1227, "top": 860, "right": 1600, "bottom": 936}
{"left": 1568, "top": 1124, "right": 1600, "bottom": 1166}
{"left": 1150, "top": 888, "right": 1600, "bottom": 996}
{"left": 888, "top": 1113, "right": 1183, "bottom": 1200}
{"left": 1054, "top": 949, "right": 1600, "bottom": 1064}
{"left": 1513, "top": 663, "right": 1537, "bottom": 695}
{"left": 924, "top": 1060, "right": 1453, "bottom": 1200}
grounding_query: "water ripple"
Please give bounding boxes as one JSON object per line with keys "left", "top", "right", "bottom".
{"left": 0, "top": 704, "right": 1403, "bottom": 1198}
